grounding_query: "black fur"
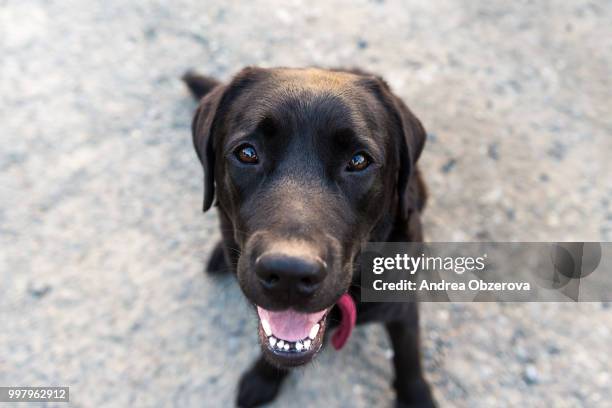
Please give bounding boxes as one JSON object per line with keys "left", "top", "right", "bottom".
{"left": 183, "top": 67, "right": 435, "bottom": 408}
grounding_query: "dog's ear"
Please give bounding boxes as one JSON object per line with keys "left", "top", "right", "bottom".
{"left": 390, "top": 91, "right": 427, "bottom": 219}
{"left": 190, "top": 67, "right": 267, "bottom": 212}
{"left": 360, "top": 76, "right": 427, "bottom": 219}
{"left": 191, "top": 84, "right": 226, "bottom": 212}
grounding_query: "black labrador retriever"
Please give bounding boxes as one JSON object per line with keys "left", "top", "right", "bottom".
{"left": 183, "top": 67, "right": 435, "bottom": 408}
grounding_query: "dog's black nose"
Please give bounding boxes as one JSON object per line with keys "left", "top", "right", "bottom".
{"left": 255, "top": 253, "right": 327, "bottom": 298}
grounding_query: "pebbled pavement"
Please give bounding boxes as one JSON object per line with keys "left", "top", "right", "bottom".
{"left": 1, "top": 1, "right": 611, "bottom": 407}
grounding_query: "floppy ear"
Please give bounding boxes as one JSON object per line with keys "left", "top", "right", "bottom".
{"left": 389, "top": 92, "right": 427, "bottom": 219}
{"left": 189, "top": 67, "right": 268, "bottom": 212}
{"left": 360, "top": 76, "right": 427, "bottom": 219}
{"left": 191, "top": 84, "right": 226, "bottom": 212}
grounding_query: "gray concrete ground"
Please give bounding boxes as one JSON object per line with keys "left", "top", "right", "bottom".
{"left": 1, "top": 0, "right": 611, "bottom": 407}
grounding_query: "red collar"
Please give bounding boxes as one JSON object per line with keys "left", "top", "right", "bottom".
{"left": 331, "top": 293, "right": 356, "bottom": 350}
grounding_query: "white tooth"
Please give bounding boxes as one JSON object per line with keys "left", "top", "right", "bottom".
{"left": 309, "top": 324, "right": 320, "bottom": 340}
{"left": 261, "top": 319, "right": 272, "bottom": 337}
{"left": 269, "top": 337, "right": 277, "bottom": 347}
{"left": 303, "top": 339, "right": 311, "bottom": 350}
{"left": 277, "top": 340, "right": 285, "bottom": 349}
{"left": 295, "top": 341, "right": 303, "bottom": 351}
{"left": 283, "top": 343, "right": 290, "bottom": 351}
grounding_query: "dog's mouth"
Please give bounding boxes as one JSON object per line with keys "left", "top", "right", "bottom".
{"left": 256, "top": 306, "right": 329, "bottom": 366}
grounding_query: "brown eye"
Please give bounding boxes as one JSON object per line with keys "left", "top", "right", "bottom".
{"left": 346, "top": 152, "right": 371, "bottom": 171}
{"left": 235, "top": 144, "right": 259, "bottom": 164}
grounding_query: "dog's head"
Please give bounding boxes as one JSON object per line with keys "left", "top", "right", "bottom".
{"left": 191, "top": 67, "right": 426, "bottom": 367}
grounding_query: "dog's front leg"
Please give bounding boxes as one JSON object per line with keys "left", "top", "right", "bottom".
{"left": 386, "top": 313, "right": 436, "bottom": 408}
{"left": 236, "top": 354, "right": 289, "bottom": 407}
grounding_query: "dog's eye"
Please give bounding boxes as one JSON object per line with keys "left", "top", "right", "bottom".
{"left": 346, "top": 152, "right": 371, "bottom": 172}
{"left": 235, "top": 144, "right": 259, "bottom": 164}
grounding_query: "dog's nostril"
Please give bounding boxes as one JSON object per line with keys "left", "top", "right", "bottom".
{"left": 257, "top": 271, "right": 280, "bottom": 289}
{"left": 301, "top": 277, "right": 312, "bottom": 286}
{"left": 265, "top": 274, "right": 279, "bottom": 285}
{"left": 297, "top": 276, "right": 320, "bottom": 297}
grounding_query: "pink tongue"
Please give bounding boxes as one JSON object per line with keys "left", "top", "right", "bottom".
{"left": 257, "top": 307, "right": 327, "bottom": 341}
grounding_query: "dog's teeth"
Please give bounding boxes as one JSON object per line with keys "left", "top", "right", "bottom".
{"left": 269, "top": 337, "right": 277, "bottom": 347}
{"left": 283, "top": 343, "right": 290, "bottom": 351}
{"left": 277, "top": 340, "right": 285, "bottom": 349}
{"left": 261, "top": 319, "right": 272, "bottom": 337}
{"left": 295, "top": 341, "right": 303, "bottom": 351}
{"left": 303, "top": 339, "right": 311, "bottom": 350}
{"left": 308, "top": 324, "right": 320, "bottom": 340}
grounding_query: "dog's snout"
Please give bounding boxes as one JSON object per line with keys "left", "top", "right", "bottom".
{"left": 255, "top": 253, "right": 327, "bottom": 298}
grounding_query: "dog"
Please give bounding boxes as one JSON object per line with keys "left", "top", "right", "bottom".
{"left": 183, "top": 67, "right": 435, "bottom": 408}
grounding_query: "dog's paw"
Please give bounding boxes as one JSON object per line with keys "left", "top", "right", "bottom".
{"left": 396, "top": 399, "right": 436, "bottom": 408}
{"left": 206, "top": 241, "right": 229, "bottom": 274}
{"left": 236, "top": 368, "right": 284, "bottom": 407}
{"left": 395, "top": 379, "right": 436, "bottom": 408}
